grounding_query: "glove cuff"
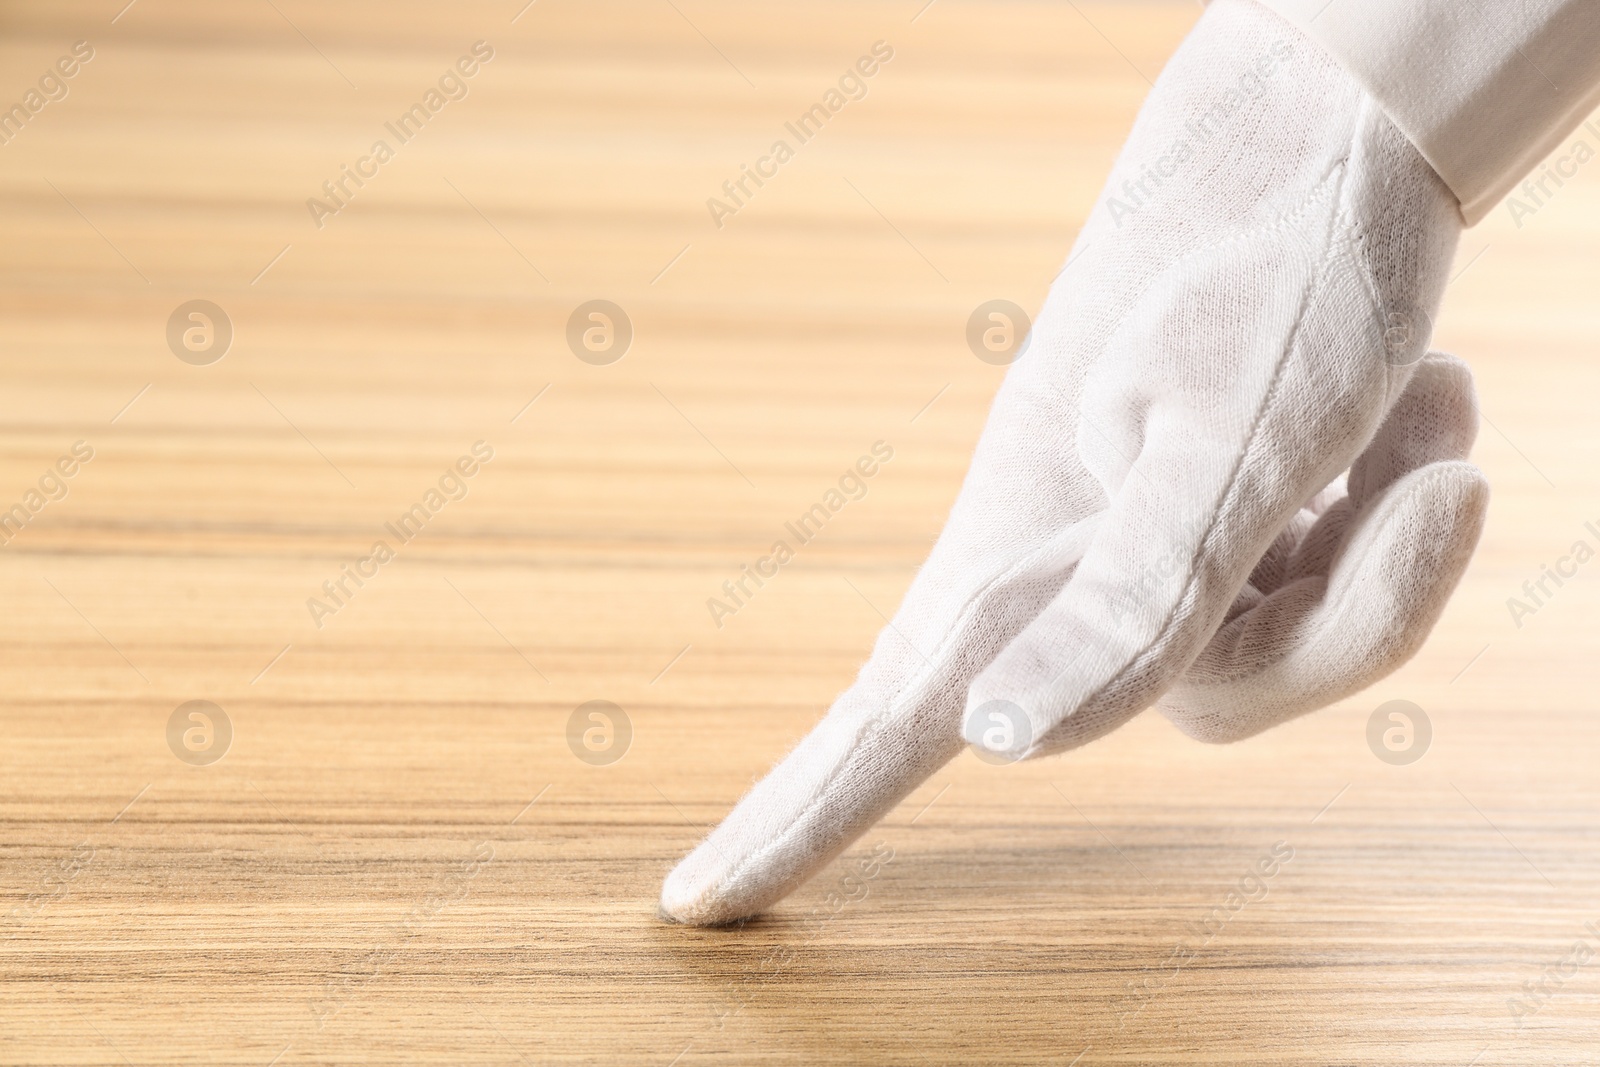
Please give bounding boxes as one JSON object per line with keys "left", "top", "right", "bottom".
{"left": 1247, "top": 0, "right": 1600, "bottom": 226}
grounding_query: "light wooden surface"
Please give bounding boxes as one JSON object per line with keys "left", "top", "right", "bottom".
{"left": 2, "top": 1, "right": 1599, "bottom": 1063}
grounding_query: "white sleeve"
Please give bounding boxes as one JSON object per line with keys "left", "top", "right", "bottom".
{"left": 1253, "top": 0, "right": 1600, "bottom": 224}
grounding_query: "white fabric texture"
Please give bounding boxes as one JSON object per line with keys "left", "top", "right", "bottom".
{"left": 1160, "top": 351, "right": 1486, "bottom": 742}
{"left": 1252, "top": 0, "right": 1600, "bottom": 224}
{"left": 661, "top": 0, "right": 1477, "bottom": 926}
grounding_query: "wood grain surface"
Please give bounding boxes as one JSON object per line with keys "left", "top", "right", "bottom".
{"left": 2, "top": 1, "right": 1599, "bottom": 1063}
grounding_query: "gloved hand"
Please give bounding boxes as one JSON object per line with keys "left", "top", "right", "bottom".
{"left": 661, "top": 0, "right": 1484, "bottom": 925}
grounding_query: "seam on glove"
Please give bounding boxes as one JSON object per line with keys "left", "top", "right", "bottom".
{"left": 1033, "top": 99, "right": 1380, "bottom": 748}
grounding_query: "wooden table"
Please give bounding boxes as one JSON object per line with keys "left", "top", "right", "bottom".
{"left": 2, "top": 1, "right": 1598, "bottom": 1062}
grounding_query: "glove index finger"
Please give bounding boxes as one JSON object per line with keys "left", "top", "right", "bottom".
{"left": 658, "top": 683, "right": 961, "bottom": 925}
{"left": 661, "top": 519, "right": 1100, "bottom": 925}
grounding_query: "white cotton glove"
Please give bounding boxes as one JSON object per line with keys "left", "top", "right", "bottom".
{"left": 661, "top": 0, "right": 1477, "bottom": 925}
{"left": 1159, "top": 350, "right": 1486, "bottom": 742}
